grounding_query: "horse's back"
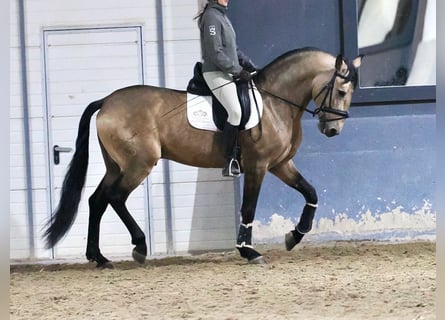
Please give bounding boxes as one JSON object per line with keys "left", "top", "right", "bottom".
{"left": 101, "top": 85, "right": 184, "bottom": 112}
{"left": 97, "top": 84, "right": 185, "bottom": 126}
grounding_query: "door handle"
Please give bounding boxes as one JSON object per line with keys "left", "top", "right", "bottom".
{"left": 53, "top": 145, "right": 73, "bottom": 165}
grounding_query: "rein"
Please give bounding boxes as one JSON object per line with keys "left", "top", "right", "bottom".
{"left": 161, "top": 65, "right": 352, "bottom": 125}
{"left": 256, "top": 70, "right": 351, "bottom": 122}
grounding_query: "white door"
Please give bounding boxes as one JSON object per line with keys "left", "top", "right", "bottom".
{"left": 44, "top": 26, "right": 150, "bottom": 259}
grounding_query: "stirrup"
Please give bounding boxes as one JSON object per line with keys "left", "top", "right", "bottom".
{"left": 222, "top": 158, "right": 241, "bottom": 177}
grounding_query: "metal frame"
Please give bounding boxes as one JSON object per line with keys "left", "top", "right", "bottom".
{"left": 340, "top": 0, "right": 435, "bottom": 105}
{"left": 41, "top": 25, "right": 149, "bottom": 258}
{"left": 18, "top": 0, "right": 35, "bottom": 258}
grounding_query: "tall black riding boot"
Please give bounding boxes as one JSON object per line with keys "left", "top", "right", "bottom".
{"left": 221, "top": 122, "right": 241, "bottom": 177}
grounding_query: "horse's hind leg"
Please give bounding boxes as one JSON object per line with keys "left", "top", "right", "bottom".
{"left": 107, "top": 166, "right": 151, "bottom": 264}
{"left": 86, "top": 161, "right": 152, "bottom": 267}
{"left": 86, "top": 178, "right": 113, "bottom": 268}
{"left": 269, "top": 160, "right": 318, "bottom": 251}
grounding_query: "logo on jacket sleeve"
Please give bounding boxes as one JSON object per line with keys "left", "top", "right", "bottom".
{"left": 209, "top": 25, "right": 216, "bottom": 36}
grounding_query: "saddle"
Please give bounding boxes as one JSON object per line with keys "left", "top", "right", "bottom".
{"left": 186, "top": 62, "right": 252, "bottom": 131}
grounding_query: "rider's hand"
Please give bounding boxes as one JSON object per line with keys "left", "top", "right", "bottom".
{"left": 243, "top": 62, "right": 258, "bottom": 73}
{"left": 235, "top": 69, "right": 252, "bottom": 82}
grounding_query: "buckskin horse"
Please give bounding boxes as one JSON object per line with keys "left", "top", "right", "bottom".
{"left": 44, "top": 47, "right": 362, "bottom": 267}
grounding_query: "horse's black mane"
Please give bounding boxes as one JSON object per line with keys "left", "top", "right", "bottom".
{"left": 257, "top": 47, "right": 359, "bottom": 88}
{"left": 261, "top": 47, "right": 325, "bottom": 70}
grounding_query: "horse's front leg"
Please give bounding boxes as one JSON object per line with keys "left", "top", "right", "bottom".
{"left": 237, "top": 167, "right": 267, "bottom": 264}
{"left": 270, "top": 160, "right": 318, "bottom": 251}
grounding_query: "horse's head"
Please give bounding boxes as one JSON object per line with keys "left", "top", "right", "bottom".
{"left": 312, "top": 54, "right": 362, "bottom": 137}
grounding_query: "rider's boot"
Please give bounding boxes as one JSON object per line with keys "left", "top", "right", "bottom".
{"left": 221, "top": 122, "right": 241, "bottom": 177}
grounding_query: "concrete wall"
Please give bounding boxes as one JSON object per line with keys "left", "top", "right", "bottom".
{"left": 230, "top": 0, "right": 436, "bottom": 243}
{"left": 10, "top": 0, "right": 238, "bottom": 261}
{"left": 10, "top": 0, "right": 436, "bottom": 262}
{"left": 252, "top": 105, "right": 436, "bottom": 242}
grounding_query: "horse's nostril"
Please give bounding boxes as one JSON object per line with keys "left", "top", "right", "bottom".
{"left": 325, "top": 128, "right": 338, "bottom": 137}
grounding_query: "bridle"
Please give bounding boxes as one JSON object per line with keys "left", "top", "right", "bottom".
{"left": 256, "top": 66, "right": 356, "bottom": 122}
{"left": 311, "top": 70, "right": 351, "bottom": 122}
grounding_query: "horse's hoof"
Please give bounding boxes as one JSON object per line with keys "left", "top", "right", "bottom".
{"left": 285, "top": 231, "right": 297, "bottom": 251}
{"left": 285, "top": 229, "right": 304, "bottom": 251}
{"left": 87, "top": 252, "right": 113, "bottom": 269}
{"left": 237, "top": 246, "right": 265, "bottom": 264}
{"left": 132, "top": 248, "right": 146, "bottom": 264}
{"left": 97, "top": 261, "right": 114, "bottom": 269}
{"left": 248, "top": 255, "right": 266, "bottom": 265}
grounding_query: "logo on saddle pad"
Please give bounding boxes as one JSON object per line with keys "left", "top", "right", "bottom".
{"left": 186, "top": 87, "right": 263, "bottom": 132}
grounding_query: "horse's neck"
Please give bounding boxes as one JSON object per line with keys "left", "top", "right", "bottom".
{"left": 261, "top": 52, "right": 335, "bottom": 107}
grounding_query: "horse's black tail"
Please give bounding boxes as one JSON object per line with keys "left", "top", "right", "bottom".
{"left": 43, "top": 99, "right": 104, "bottom": 249}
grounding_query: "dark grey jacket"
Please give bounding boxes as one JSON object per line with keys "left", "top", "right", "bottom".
{"left": 199, "top": 3, "right": 252, "bottom": 75}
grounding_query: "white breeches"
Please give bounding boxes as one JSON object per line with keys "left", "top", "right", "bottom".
{"left": 203, "top": 71, "right": 242, "bottom": 126}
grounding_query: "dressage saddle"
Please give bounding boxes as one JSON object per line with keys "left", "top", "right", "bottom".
{"left": 186, "top": 62, "right": 252, "bottom": 131}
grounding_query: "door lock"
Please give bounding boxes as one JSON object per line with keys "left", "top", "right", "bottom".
{"left": 53, "top": 145, "right": 73, "bottom": 165}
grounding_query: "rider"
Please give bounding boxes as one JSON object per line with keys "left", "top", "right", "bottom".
{"left": 196, "top": 0, "right": 257, "bottom": 177}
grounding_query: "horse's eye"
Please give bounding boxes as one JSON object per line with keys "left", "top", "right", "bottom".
{"left": 338, "top": 90, "right": 346, "bottom": 97}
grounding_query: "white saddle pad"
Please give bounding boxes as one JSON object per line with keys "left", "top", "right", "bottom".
{"left": 186, "top": 85, "right": 263, "bottom": 132}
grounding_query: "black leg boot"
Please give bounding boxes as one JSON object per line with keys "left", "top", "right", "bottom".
{"left": 221, "top": 122, "right": 241, "bottom": 177}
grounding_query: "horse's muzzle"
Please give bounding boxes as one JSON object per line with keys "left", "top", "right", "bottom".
{"left": 324, "top": 127, "right": 339, "bottom": 137}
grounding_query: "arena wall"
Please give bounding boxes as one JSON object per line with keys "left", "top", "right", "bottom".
{"left": 10, "top": 0, "right": 436, "bottom": 261}
{"left": 10, "top": 0, "right": 237, "bottom": 261}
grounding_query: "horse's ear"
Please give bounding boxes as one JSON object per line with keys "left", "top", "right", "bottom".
{"left": 335, "top": 54, "right": 344, "bottom": 71}
{"left": 352, "top": 54, "right": 364, "bottom": 68}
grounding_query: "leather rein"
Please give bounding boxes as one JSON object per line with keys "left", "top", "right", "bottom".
{"left": 255, "top": 69, "right": 354, "bottom": 122}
